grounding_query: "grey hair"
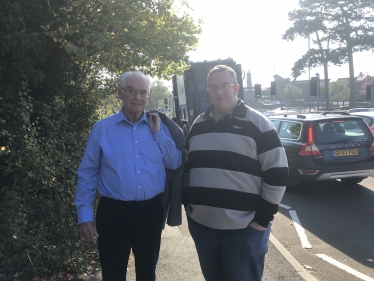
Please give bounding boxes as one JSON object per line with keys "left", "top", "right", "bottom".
{"left": 119, "top": 71, "right": 153, "bottom": 91}
{"left": 207, "top": 65, "right": 237, "bottom": 84}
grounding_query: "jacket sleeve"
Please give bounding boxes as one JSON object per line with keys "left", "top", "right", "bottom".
{"left": 154, "top": 111, "right": 186, "bottom": 227}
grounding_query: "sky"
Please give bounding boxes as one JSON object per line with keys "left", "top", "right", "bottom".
{"left": 185, "top": 0, "right": 374, "bottom": 89}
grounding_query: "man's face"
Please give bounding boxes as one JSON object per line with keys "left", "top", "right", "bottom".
{"left": 117, "top": 76, "right": 150, "bottom": 116}
{"left": 207, "top": 70, "right": 239, "bottom": 115}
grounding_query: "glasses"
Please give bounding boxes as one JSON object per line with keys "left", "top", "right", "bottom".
{"left": 207, "top": 83, "right": 235, "bottom": 93}
{"left": 121, "top": 87, "right": 149, "bottom": 98}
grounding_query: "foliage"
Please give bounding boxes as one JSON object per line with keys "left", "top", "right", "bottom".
{"left": 330, "top": 80, "right": 350, "bottom": 103}
{"left": 147, "top": 81, "right": 171, "bottom": 111}
{"left": 283, "top": 83, "right": 303, "bottom": 102}
{"left": 0, "top": 0, "right": 201, "bottom": 279}
{"left": 356, "top": 73, "right": 374, "bottom": 96}
{"left": 284, "top": 0, "right": 374, "bottom": 108}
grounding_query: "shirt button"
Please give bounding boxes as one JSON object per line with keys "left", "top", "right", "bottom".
{"left": 137, "top": 170, "right": 140, "bottom": 173}
{"left": 135, "top": 141, "right": 138, "bottom": 143}
{"left": 138, "top": 186, "right": 141, "bottom": 189}
{"left": 134, "top": 127, "right": 137, "bottom": 129}
{"left": 136, "top": 155, "right": 139, "bottom": 158}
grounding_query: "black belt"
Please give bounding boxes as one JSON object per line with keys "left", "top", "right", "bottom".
{"left": 100, "top": 193, "right": 162, "bottom": 207}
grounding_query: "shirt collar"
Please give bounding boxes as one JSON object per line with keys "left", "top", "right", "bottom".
{"left": 114, "top": 108, "right": 148, "bottom": 124}
{"left": 203, "top": 99, "right": 247, "bottom": 120}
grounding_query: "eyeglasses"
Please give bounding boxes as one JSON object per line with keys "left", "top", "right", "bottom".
{"left": 121, "top": 87, "right": 149, "bottom": 98}
{"left": 207, "top": 83, "right": 236, "bottom": 93}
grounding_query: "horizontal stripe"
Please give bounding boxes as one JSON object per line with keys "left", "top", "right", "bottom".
{"left": 257, "top": 129, "right": 284, "bottom": 154}
{"left": 188, "top": 150, "right": 262, "bottom": 176}
{"left": 186, "top": 205, "right": 256, "bottom": 229}
{"left": 261, "top": 182, "right": 287, "bottom": 204}
{"left": 189, "top": 168, "right": 262, "bottom": 193}
{"left": 188, "top": 117, "right": 264, "bottom": 141}
{"left": 183, "top": 186, "right": 261, "bottom": 211}
{"left": 262, "top": 167, "right": 289, "bottom": 187}
{"left": 189, "top": 132, "right": 258, "bottom": 160}
{"left": 188, "top": 116, "right": 283, "bottom": 155}
{"left": 258, "top": 147, "right": 288, "bottom": 170}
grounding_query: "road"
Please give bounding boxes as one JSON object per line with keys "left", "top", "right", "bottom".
{"left": 272, "top": 178, "right": 374, "bottom": 281}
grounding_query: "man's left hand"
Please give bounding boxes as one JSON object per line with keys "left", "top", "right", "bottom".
{"left": 147, "top": 113, "right": 161, "bottom": 133}
{"left": 249, "top": 220, "right": 267, "bottom": 231}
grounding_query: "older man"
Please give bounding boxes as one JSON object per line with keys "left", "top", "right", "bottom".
{"left": 75, "top": 71, "right": 182, "bottom": 281}
{"left": 184, "top": 65, "right": 288, "bottom": 281}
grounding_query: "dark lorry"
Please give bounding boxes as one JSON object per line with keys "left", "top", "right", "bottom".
{"left": 171, "top": 58, "right": 244, "bottom": 136}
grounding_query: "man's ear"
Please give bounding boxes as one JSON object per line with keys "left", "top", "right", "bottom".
{"left": 234, "top": 84, "right": 240, "bottom": 95}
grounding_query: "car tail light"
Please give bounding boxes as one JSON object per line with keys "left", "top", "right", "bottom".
{"left": 298, "top": 123, "right": 322, "bottom": 156}
{"left": 363, "top": 122, "right": 374, "bottom": 152}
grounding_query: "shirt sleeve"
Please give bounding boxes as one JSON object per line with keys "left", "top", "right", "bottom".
{"left": 74, "top": 123, "right": 101, "bottom": 224}
{"left": 153, "top": 122, "right": 182, "bottom": 170}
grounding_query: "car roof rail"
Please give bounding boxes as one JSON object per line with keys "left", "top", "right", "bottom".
{"left": 296, "top": 114, "right": 307, "bottom": 119}
{"left": 319, "top": 111, "right": 350, "bottom": 116}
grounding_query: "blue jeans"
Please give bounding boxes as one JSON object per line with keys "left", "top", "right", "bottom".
{"left": 187, "top": 216, "right": 271, "bottom": 281}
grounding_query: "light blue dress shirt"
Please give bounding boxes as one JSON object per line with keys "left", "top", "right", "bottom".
{"left": 75, "top": 109, "right": 182, "bottom": 224}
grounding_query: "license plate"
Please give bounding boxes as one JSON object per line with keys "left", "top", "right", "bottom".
{"left": 333, "top": 149, "right": 358, "bottom": 157}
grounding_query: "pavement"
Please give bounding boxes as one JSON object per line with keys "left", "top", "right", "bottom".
{"left": 86, "top": 211, "right": 319, "bottom": 281}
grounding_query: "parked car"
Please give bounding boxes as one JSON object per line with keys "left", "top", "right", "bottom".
{"left": 346, "top": 108, "right": 374, "bottom": 113}
{"left": 349, "top": 111, "right": 374, "bottom": 133}
{"left": 268, "top": 112, "right": 374, "bottom": 187}
{"left": 293, "top": 107, "right": 305, "bottom": 113}
{"left": 263, "top": 109, "right": 299, "bottom": 117}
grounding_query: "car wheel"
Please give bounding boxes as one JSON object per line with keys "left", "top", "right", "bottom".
{"left": 341, "top": 177, "right": 366, "bottom": 185}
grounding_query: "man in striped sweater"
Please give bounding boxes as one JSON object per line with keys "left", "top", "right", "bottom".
{"left": 184, "top": 65, "right": 289, "bottom": 281}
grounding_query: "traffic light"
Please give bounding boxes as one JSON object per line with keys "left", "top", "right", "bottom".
{"left": 310, "top": 77, "right": 319, "bottom": 96}
{"left": 271, "top": 81, "right": 276, "bottom": 96}
{"left": 366, "top": 85, "right": 373, "bottom": 101}
{"left": 255, "top": 84, "right": 261, "bottom": 98}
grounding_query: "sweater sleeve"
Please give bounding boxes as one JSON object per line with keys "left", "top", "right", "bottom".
{"left": 254, "top": 122, "right": 288, "bottom": 228}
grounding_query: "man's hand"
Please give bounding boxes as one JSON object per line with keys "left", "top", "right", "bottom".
{"left": 147, "top": 112, "right": 161, "bottom": 133}
{"left": 79, "top": 221, "right": 99, "bottom": 244}
{"left": 249, "top": 220, "right": 267, "bottom": 231}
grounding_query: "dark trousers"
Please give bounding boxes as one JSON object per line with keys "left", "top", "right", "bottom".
{"left": 96, "top": 194, "right": 164, "bottom": 281}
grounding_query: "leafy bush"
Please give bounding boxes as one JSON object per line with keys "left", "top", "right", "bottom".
{"left": 0, "top": 0, "right": 200, "bottom": 279}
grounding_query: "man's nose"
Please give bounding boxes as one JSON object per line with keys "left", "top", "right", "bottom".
{"left": 133, "top": 92, "right": 142, "bottom": 99}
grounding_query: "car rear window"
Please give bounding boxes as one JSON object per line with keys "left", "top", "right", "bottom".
{"left": 314, "top": 119, "right": 372, "bottom": 144}
{"left": 278, "top": 121, "right": 302, "bottom": 140}
{"left": 358, "top": 116, "right": 373, "bottom": 126}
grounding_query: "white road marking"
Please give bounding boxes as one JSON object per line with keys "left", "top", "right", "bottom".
{"left": 289, "top": 210, "right": 312, "bottom": 249}
{"left": 279, "top": 203, "right": 292, "bottom": 209}
{"left": 316, "top": 254, "right": 374, "bottom": 281}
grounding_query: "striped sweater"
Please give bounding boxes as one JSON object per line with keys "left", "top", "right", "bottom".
{"left": 184, "top": 100, "right": 288, "bottom": 229}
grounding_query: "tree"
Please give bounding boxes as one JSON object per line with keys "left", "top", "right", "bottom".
{"left": 283, "top": 0, "right": 374, "bottom": 108}
{"left": 147, "top": 81, "right": 171, "bottom": 111}
{"left": 0, "top": 0, "right": 201, "bottom": 278}
{"left": 330, "top": 80, "right": 350, "bottom": 107}
{"left": 283, "top": 7, "right": 339, "bottom": 110}
{"left": 356, "top": 73, "right": 374, "bottom": 101}
{"left": 283, "top": 83, "right": 303, "bottom": 103}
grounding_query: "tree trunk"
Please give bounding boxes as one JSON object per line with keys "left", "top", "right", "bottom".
{"left": 323, "top": 61, "right": 329, "bottom": 110}
{"left": 347, "top": 46, "right": 355, "bottom": 108}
